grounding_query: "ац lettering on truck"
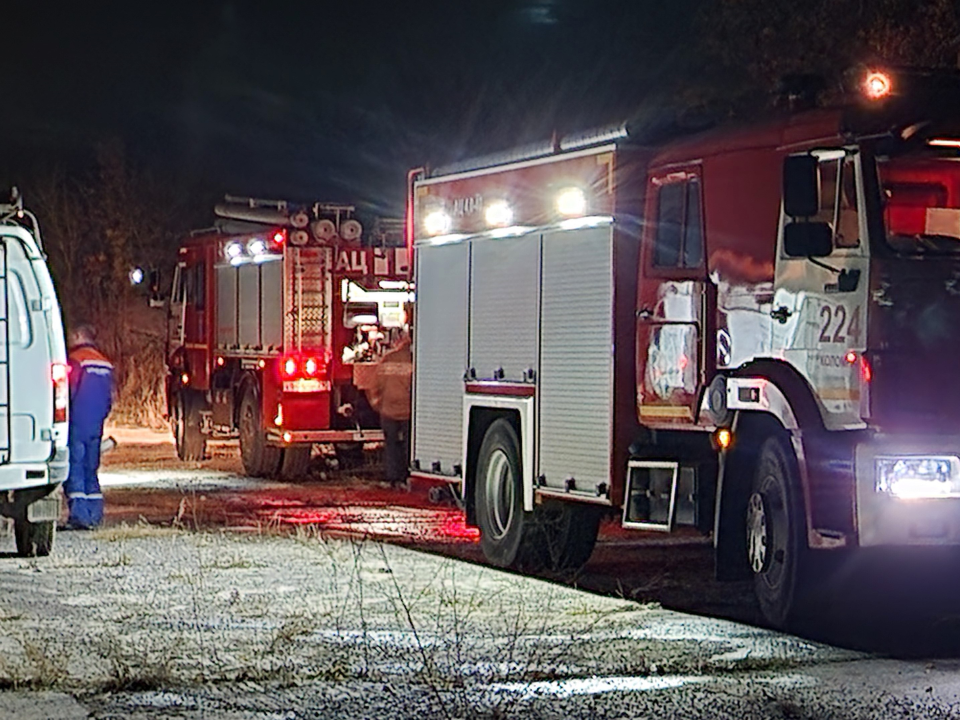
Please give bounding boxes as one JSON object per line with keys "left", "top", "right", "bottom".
{"left": 166, "top": 198, "right": 411, "bottom": 479}
{"left": 409, "top": 68, "right": 960, "bottom": 628}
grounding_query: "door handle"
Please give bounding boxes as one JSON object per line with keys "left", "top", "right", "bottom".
{"left": 636, "top": 308, "right": 654, "bottom": 320}
{"left": 770, "top": 306, "right": 792, "bottom": 324}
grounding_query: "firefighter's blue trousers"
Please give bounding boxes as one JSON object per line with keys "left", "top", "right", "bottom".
{"left": 64, "top": 435, "right": 103, "bottom": 528}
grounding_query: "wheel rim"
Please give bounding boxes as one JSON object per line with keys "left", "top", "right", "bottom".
{"left": 746, "top": 492, "right": 768, "bottom": 574}
{"left": 484, "top": 448, "right": 515, "bottom": 540}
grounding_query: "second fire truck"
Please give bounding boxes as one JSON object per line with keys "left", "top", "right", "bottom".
{"left": 166, "top": 198, "right": 411, "bottom": 479}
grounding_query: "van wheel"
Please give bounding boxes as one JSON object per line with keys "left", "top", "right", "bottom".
{"left": 279, "top": 446, "right": 312, "bottom": 480}
{"left": 533, "top": 501, "right": 602, "bottom": 571}
{"left": 174, "top": 391, "right": 206, "bottom": 462}
{"left": 475, "top": 419, "right": 536, "bottom": 568}
{"left": 239, "top": 384, "right": 281, "bottom": 477}
{"left": 747, "top": 434, "right": 810, "bottom": 629}
{"left": 15, "top": 519, "right": 55, "bottom": 557}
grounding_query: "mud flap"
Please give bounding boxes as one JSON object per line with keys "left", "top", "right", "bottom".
{"left": 27, "top": 495, "right": 61, "bottom": 523}
{"left": 714, "top": 445, "right": 753, "bottom": 581}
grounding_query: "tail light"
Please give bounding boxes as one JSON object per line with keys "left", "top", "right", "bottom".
{"left": 280, "top": 356, "right": 300, "bottom": 380}
{"left": 52, "top": 363, "right": 69, "bottom": 423}
{"left": 278, "top": 352, "right": 329, "bottom": 381}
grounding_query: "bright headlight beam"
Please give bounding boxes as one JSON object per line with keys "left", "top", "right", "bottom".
{"left": 423, "top": 210, "right": 452, "bottom": 236}
{"left": 484, "top": 200, "right": 513, "bottom": 227}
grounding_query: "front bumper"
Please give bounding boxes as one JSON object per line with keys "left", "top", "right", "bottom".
{"left": 857, "top": 435, "right": 960, "bottom": 546}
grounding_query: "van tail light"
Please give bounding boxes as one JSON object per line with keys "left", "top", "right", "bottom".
{"left": 52, "top": 363, "right": 69, "bottom": 423}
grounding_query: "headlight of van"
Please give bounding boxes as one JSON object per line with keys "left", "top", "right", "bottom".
{"left": 875, "top": 456, "right": 960, "bottom": 499}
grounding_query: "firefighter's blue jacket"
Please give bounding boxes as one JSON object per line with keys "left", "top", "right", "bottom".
{"left": 64, "top": 343, "right": 113, "bottom": 528}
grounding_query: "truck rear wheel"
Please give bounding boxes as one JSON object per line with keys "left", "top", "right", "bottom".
{"left": 239, "top": 384, "right": 282, "bottom": 478}
{"left": 533, "top": 501, "right": 602, "bottom": 571}
{"left": 475, "top": 419, "right": 536, "bottom": 568}
{"left": 15, "top": 519, "right": 54, "bottom": 557}
{"left": 279, "top": 446, "right": 312, "bottom": 480}
{"left": 747, "top": 434, "right": 810, "bottom": 629}
{"left": 174, "top": 390, "right": 206, "bottom": 462}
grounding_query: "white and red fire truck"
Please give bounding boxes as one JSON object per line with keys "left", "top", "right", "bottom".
{"left": 166, "top": 197, "right": 411, "bottom": 479}
{"left": 409, "top": 68, "right": 960, "bottom": 627}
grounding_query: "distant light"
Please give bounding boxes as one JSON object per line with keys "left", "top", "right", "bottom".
{"left": 247, "top": 238, "right": 267, "bottom": 256}
{"left": 556, "top": 187, "right": 587, "bottom": 217}
{"left": 484, "top": 200, "right": 513, "bottom": 228}
{"left": 283, "top": 432, "right": 293, "bottom": 443}
{"left": 272, "top": 229, "right": 287, "bottom": 245}
{"left": 275, "top": 404, "right": 283, "bottom": 427}
{"left": 303, "top": 357, "right": 319, "bottom": 377}
{"left": 864, "top": 71, "right": 892, "bottom": 100}
{"left": 216, "top": 356, "right": 224, "bottom": 367}
{"left": 845, "top": 350, "right": 858, "bottom": 364}
{"left": 423, "top": 210, "right": 452, "bottom": 236}
{"left": 128, "top": 267, "right": 144, "bottom": 285}
{"left": 181, "top": 373, "right": 190, "bottom": 385}
{"left": 225, "top": 241, "right": 243, "bottom": 259}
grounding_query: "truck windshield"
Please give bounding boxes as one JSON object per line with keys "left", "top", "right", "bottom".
{"left": 880, "top": 151, "right": 960, "bottom": 254}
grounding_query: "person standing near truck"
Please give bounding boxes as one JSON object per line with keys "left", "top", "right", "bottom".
{"left": 366, "top": 329, "right": 412, "bottom": 486}
{"left": 63, "top": 324, "right": 114, "bottom": 529}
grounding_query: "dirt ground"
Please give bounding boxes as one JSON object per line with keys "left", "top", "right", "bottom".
{"left": 0, "top": 428, "right": 958, "bottom": 716}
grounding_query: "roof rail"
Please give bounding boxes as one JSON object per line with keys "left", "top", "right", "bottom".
{"left": 429, "top": 122, "right": 629, "bottom": 178}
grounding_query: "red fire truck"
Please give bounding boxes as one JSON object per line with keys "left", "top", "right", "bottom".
{"left": 166, "top": 197, "right": 412, "bottom": 479}
{"left": 409, "top": 68, "right": 960, "bottom": 627}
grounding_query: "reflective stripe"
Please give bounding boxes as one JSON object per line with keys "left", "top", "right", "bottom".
{"left": 66, "top": 492, "right": 103, "bottom": 500}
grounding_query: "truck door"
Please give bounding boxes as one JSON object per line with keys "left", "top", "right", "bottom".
{"left": 636, "top": 168, "right": 710, "bottom": 425}
{"left": 773, "top": 150, "right": 868, "bottom": 429}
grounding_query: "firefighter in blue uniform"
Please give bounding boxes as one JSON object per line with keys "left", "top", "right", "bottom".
{"left": 63, "top": 324, "right": 114, "bottom": 529}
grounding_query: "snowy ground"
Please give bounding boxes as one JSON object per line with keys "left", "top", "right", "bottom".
{"left": 0, "top": 526, "right": 959, "bottom": 718}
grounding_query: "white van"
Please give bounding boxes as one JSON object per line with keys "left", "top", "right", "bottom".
{"left": 0, "top": 198, "right": 69, "bottom": 556}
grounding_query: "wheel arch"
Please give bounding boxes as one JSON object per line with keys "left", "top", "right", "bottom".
{"left": 463, "top": 397, "right": 533, "bottom": 526}
{"left": 714, "top": 360, "right": 820, "bottom": 580}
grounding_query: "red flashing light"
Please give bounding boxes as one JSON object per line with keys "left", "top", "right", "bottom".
{"left": 303, "top": 356, "right": 320, "bottom": 377}
{"left": 272, "top": 229, "right": 287, "bottom": 246}
{"left": 844, "top": 350, "right": 858, "bottom": 364}
{"left": 861, "top": 356, "right": 873, "bottom": 384}
{"left": 864, "top": 71, "right": 892, "bottom": 100}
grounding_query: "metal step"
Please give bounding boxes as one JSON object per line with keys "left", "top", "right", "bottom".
{"left": 622, "top": 460, "right": 697, "bottom": 532}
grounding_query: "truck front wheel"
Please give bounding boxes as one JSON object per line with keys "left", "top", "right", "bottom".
{"left": 15, "top": 519, "right": 54, "bottom": 557}
{"left": 475, "top": 419, "right": 535, "bottom": 568}
{"left": 174, "top": 390, "right": 207, "bottom": 462}
{"left": 747, "top": 434, "right": 810, "bottom": 629}
{"left": 239, "top": 384, "right": 282, "bottom": 478}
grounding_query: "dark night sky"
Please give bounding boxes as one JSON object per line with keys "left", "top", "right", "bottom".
{"left": 1, "top": 1, "right": 702, "bottom": 216}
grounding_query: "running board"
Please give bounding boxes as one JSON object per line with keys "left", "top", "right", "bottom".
{"left": 622, "top": 460, "right": 697, "bottom": 532}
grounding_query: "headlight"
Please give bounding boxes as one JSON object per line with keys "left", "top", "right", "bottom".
{"left": 875, "top": 456, "right": 960, "bottom": 499}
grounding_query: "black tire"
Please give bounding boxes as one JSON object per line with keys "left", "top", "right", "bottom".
{"left": 279, "top": 446, "right": 313, "bottom": 480}
{"left": 532, "top": 501, "right": 603, "bottom": 571}
{"left": 747, "top": 434, "right": 810, "bottom": 629}
{"left": 15, "top": 519, "right": 55, "bottom": 558}
{"left": 173, "top": 390, "right": 206, "bottom": 462}
{"left": 239, "top": 383, "right": 282, "bottom": 478}
{"left": 475, "top": 419, "right": 536, "bottom": 568}
{"left": 334, "top": 442, "right": 366, "bottom": 471}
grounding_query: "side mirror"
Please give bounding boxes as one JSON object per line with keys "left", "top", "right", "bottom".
{"left": 784, "top": 222, "right": 833, "bottom": 258}
{"left": 783, "top": 155, "right": 820, "bottom": 218}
